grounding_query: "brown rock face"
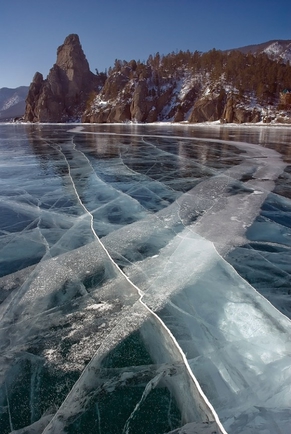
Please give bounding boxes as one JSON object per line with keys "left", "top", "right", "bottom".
{"left": 222, "top": 94, "right": 261, "bottom": 123}
{"left": 24, "top": 34, "right": 104, "bottom": 122}
{"left": 24, "top": 72, "right": 45, "bottom": 122}
{"left": 102, "top": 73, "right": 130, "bottom": 101}
{"left": 130, "top": 80, "right": 150, "bottom": 122}
{"left": 189, "top": 91, "right": 226, "bottom": 123}
{"left": 221, "top": 94, "right": 235, "bottom": 123}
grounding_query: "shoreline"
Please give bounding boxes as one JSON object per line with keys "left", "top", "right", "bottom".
{"left": 2, "top": 120, "right": 291, "bottom": 128}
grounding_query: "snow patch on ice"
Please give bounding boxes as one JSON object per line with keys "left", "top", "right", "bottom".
{"left": 85, "top": 302, "right": 112, "bottom": 311}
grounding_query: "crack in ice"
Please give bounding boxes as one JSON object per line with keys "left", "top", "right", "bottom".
{"left": 41, "top": 140, "right": 228, "bottom": 434}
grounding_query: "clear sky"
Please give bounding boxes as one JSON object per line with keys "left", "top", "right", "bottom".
{"left": 1, "top": 0, "right": 290, "bottom": 89}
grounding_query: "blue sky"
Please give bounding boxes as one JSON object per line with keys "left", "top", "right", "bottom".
{"left": 1, "top": 0, "right": 290, "bottom": 88}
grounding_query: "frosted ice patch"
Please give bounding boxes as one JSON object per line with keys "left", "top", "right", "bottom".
{"left": 252, "top": 190, "right": 264, "bottom": 195}
{"left": 85, "top": 302, "right": 112, "bottom": 311}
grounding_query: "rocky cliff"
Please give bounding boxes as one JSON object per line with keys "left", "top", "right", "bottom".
{"left": 82, "top": 70, "right": 287, "bottom": 125}
{"left": 24, "top": 34, "right": 105, "bottom": 122}
{"left": 81, "top": 65, "right": 204, "bottom": 124}
{"left": 82, "top": 57, "right": 291, "bottom": 125}
{"left": 24, "top": 35, "right": 291, "bottom": 124}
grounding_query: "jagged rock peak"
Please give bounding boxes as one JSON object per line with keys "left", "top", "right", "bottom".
{"left": 24, "top": 34, "right": 105, "bottom": 122}
{"left": 62, "top": 33, "right": 80, "bottom": 46}
{"left": 56, "top": 33, "right": 90, "bottom": 73}
{"left": 32, "top": 72, "right": 44, "bottom": 85}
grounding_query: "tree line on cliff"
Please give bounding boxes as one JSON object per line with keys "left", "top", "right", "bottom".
{"left": 108, "top": 48, "right": 291, "bottom": 105}
{"left": 24, "top": 34, "right": 291, "bottom": 123}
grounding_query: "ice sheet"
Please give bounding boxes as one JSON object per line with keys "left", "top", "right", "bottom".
{"left": 0, "top": 124, "right": 290, "bottom": 434}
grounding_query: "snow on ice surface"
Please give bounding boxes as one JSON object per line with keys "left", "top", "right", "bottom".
{"left": 0, "top": 123, "right": 291, "bottom": 434}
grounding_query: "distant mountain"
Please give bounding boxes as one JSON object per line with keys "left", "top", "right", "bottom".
{"left": 0, "top": 86, "right": 29, "bottom": 121}
{"left": 229, "top": 40, "right": 291, "bottom": 63}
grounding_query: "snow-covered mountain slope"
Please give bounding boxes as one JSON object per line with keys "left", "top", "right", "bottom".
{"left": 230, "top": 39, "right": 291, "bottom": 63}
{"left": 0, "top": 86, "right": 29, "bottom": 121}
{"left": 82, "top": 64, "right": 291, "bottom": 125}
{"left": 81, "top": 40, "right": 291, "bottom": 125}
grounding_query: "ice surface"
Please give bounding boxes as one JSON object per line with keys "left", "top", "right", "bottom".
{"left": 126, "top": 227, "right": 291, "bottom": 433}
{"left": 0, "top": 123, "right": 290, "bottom": 434}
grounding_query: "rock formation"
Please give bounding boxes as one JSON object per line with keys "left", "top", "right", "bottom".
{"left": 23, "top": 35, "right": 290, "bottom": 124}
{"left": 24, "top": 34, "right": 105, "bottom": 122}
{"left": 81, "top": 64, "right": 197, "bottom": 124}
{"left": 188, "top": 90, "right": 226, "bottom": 123}
{"left": 221, "top": 94, "right": 261, "bottom": 123}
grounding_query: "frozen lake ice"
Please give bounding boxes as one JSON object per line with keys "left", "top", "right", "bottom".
{"left": 0, "top": 123, "right": 290, "bottom": 434}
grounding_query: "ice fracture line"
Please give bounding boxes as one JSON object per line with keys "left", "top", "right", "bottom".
{"left": 54, "top": 140, "right": 228, "bottom": 434}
